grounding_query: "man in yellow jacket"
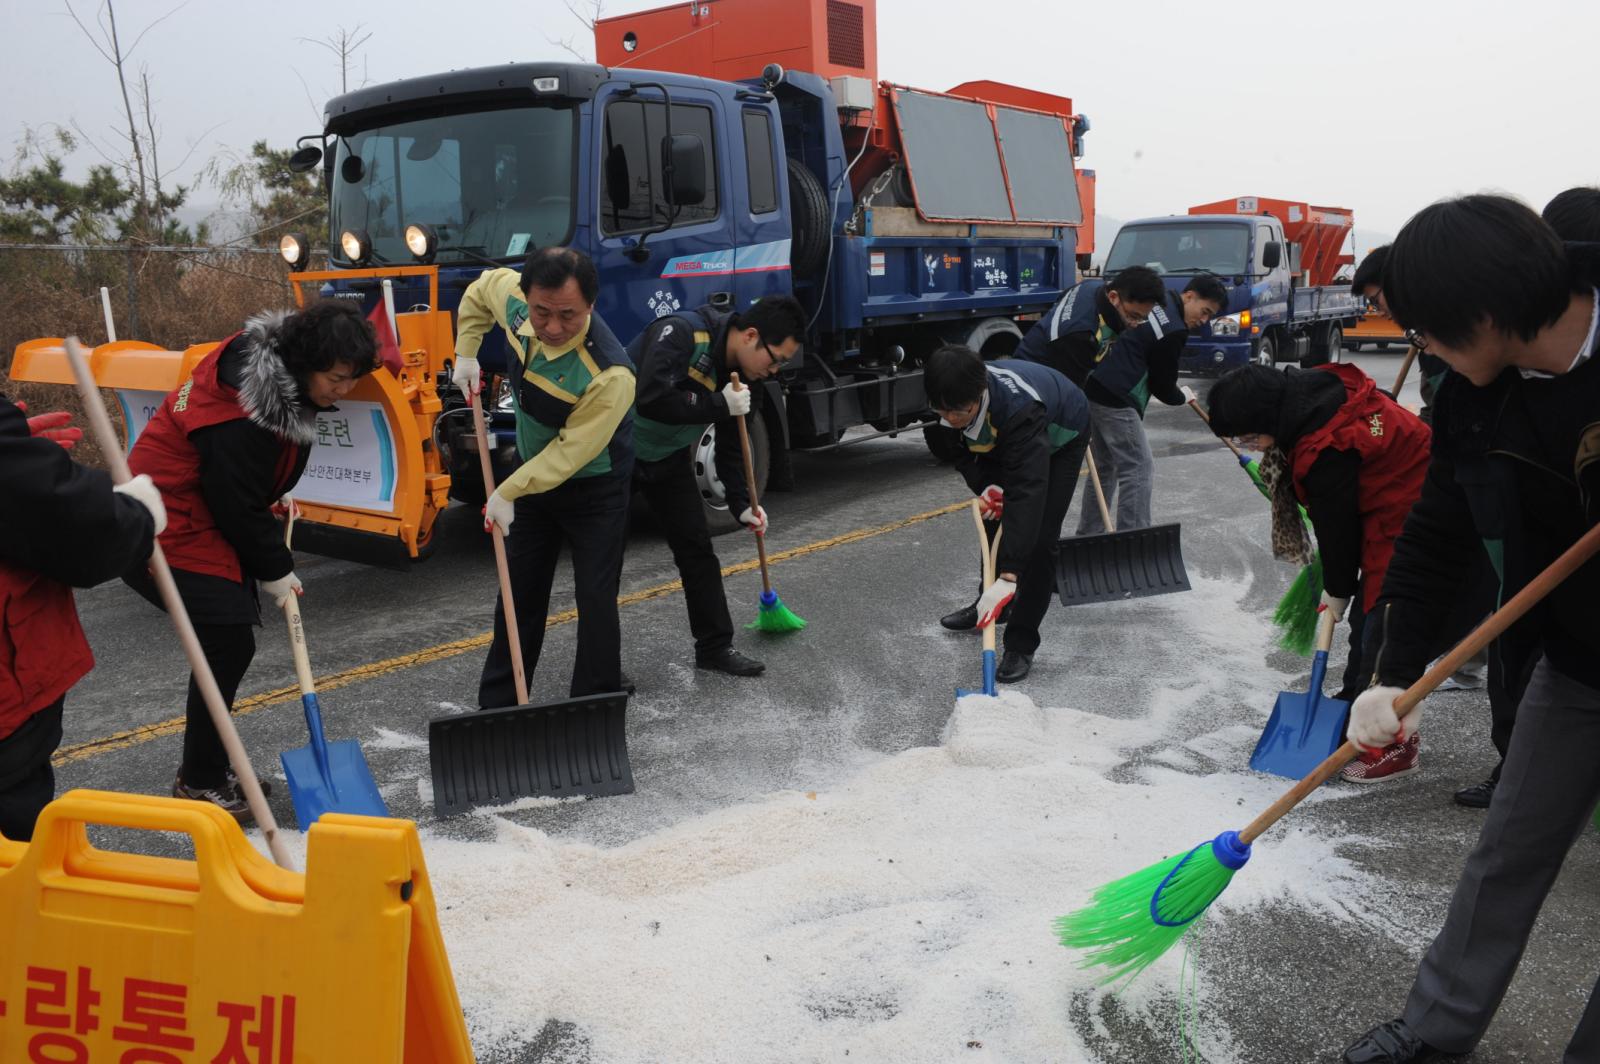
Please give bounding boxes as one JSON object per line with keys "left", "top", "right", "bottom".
{"left": 452, "top": 247, "right": 636, "bottom": 702}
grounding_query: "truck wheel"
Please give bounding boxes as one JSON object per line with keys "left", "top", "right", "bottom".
{"left": 1253, "top": 334, "right": 1277, "bottom": 367}
{"left": 959, "top": 317, "right": 1024, "bottom": 360}
{"left": 787, "top": 157, "right": 830, "bottom": 278}
{"left": 1301, "top": 324, "right": 1342, "bottom": 368}
{"left": 696, "top": 417, "right": 769, "bottom": 535}
{"left": 923, "top": 423, "right": 966, "bottom": 464}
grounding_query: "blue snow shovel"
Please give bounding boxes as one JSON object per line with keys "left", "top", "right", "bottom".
{"left": 278, "top": 504, "right": 388, "bottom": 826}
{"left": 1250, "top": 604, "right": 1351, "bottom": 778}
{"left": 957, "top": 500, "right": 1003, "bottom": 698}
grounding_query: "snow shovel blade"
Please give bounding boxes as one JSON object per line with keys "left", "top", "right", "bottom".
{"left": 427, "top": 691, "right": 635, "bottom": 817}
{"left": 1250, "top": 649, "right": 1351, "bottom": 779}
{"left": 280, "top": 738, "right": 388, "bottom": 827}
{"left": 1054, "top": 523, "right": 1191, "bottom": 606}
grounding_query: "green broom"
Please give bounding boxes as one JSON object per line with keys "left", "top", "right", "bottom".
{"left": 1186, "top": 393, "right": 1321, "bottom": 655}
{"left": 1055, "top": 521, "right": 1600, "bottom": 984}
{"left": 731, "top": 374, "right": 805, "bottom": 633}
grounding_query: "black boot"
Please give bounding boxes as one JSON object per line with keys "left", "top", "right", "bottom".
{"left": 695, "top": 647, "right": 766, "bottom": 677}
{"left": 1452, "top": 776, "right": 1496, "bottom": 808}
{"left": 1343, "top": 1020, "right": 1445, "bottom": 1063}
{"left": 996, "top": 650, "right": 1032, "bottom": 683}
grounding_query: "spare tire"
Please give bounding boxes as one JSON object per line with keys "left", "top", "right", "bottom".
{"left": 787, "top": 156, "right": 831, "bottom": 278}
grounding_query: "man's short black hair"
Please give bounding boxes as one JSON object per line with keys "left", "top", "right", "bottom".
{"left": 521, "top": 245, "right": 600, "bottom": 304}
{"left": 1350, "top": 244, "right": 1390, "bottom": 296}
{"left": 1184, "top": 272, "right": 1229, "bottom": 310}
{"left": 734, "top": 295, "right": 809, "bottom": 348}
{"left": 923, "top": 344, "right": 987, "bottom": 410}
{"left": 1105, "top": 265, "right": 1167, "bottom": 305}
{"left": 1542, "top": 186, "right": 1600, "bottom": 242}
{"left": 1204, "top": 364, "right": 1288, "bottom": 440}
{"left": 279, "top": 300, "right": 379, "bottom": 380}
{"left": 1387, "top": 194, "right": 1573, "bottom": 347}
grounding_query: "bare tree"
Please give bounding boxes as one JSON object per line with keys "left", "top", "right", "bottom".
{"left": 298, "top": 24, "right": 374, "bottom": 95}
{"left": 548, "top": 0, "right": 604, "bottom": 61}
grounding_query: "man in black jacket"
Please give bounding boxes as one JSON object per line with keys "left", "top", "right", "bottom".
{"left": 1, "top": 395, "right": 162, "bottom": 840}
{"left": 1077, "top": 274, "right": 1227, "bottom": 534}
{"left": 628, "top": 296, "right": 806, "bottom": 676}
{"left": 1340, "top": 195, "right": 1600, "bottom": 1064}
{"left": 1014, "top": 265, "right": 1167, "bottom": 385}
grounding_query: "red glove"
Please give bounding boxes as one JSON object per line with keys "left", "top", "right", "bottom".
{"left": 978, "top": 484, "right": 1004, "bottom": 520}
{"left": 25, "top": 409, "right": 83, "bottom": 450}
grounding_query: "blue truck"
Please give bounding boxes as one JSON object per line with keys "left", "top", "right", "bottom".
{"left": 1101, "top": 197, "right": 1365, "bottom": 377}
{"left": 258, "top": 0, "right": 1094, "bottom": 549}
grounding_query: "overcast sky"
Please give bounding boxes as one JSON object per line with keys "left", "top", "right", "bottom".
{"left": 4, "top": 0, "right": 1596, "bottom": 252}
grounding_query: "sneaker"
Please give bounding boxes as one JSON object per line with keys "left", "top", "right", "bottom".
{"left": 1342, "top": 1019, "right": 1446, "bottom": 1063}
{"left": 695, "top": 647, "right": 766, "bottom": 677}
{"left": 1340, "top": 734, "right": 1421, "bottom": 784}
{"left": 995, "top": 650, "right": 1032, "bottom": 683}
{"left": 1452, "top": 776, "right": 1497, "bottom": 808}
{"left": 172, "top": 775, "right": 252, "bottom": 823}
{"left": 225, "top": 769, "right": 272, "bottom": 799}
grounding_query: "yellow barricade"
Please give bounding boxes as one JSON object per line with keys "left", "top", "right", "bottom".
{"left": 0, "top": 790, "right": 474, "bottom": 1063}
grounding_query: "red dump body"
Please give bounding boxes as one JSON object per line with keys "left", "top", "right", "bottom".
{"left": 1190, "top": 196, "right": 1354, "bottom": 287}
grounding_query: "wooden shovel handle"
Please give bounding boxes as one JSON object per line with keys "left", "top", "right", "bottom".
{"left": 280, "top": 500, "right": 316, "bottom": 698}
{"left": 471, "top": 396, "right": 529, "bottom": 705}
{"left": 1240, "top": 518, "right": 1600, "bottom": 845}
{"left": 730, "top": 373, "right": 773, "bottom": 594}
{"left": 63, "top": 338, "right": 293, "bottom": 870}
{"left": 1186, "top": 396, "right": 1247, "bottom": 461}
{"left": 1084, "top": 447, "right": 1114, "bottom": 532}
{"left": 1392, "top": 344, "right": 1420, "bottom": 396}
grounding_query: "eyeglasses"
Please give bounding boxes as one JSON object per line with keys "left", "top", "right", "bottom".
{"left": 1403, "top": 327, "right": 1429, "bottom": 352}
{"left": 762, "top": 340, "right": 786, "bottom": 369}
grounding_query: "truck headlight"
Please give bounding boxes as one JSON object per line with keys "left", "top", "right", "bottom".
{"left": 279, "top": 232, "right": 309, "bottom": 271}
{"left": 405, "top": 223, "right": 438, "bottom": 264}
{"left": 1210, "top": 313, "right": 1243, "bottom": 337}
{"left": 340, "top": 228, "right": 373, "bottom": 266}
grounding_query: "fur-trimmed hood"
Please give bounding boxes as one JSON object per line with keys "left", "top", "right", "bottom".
{"left": 234, "top": 309, "right": 317, "bottom": 446}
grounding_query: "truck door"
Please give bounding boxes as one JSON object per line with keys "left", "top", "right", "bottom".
{"left": 1254, "top": 221, "right": 1290, "bottom": 327}
{"left": 731, "top": 104, "right": 794, "bottom": 307}
{"left": 591, "top": 81, "right": 738, "bottom": 346}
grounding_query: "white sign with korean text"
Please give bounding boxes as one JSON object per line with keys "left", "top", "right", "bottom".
{"left": 115, "top": 389, "right": 170, "bottom": 448}
{"left": 290, "top": 401, "right": 399, "bottom": 512}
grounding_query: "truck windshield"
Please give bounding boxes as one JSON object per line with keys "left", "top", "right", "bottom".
{"left": 329, "top": 103, "right": 575, "bottom": 266}
{"left": 1104, "top": 223, "right": 1249, "bottom": 275}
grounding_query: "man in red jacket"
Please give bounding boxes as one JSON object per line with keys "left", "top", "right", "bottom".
{"left": 126, "top": 301, "right": 378, "bottom": 820}
{"left": 0, "top": 394, "right": 163, "bottom": 841}
{"left": 1206, "top": 361, "right": 1432, "bottom": 782}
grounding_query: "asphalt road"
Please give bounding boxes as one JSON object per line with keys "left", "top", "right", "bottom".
{"left": 45, "top": 348, "right": 1600, "bottom": 1062}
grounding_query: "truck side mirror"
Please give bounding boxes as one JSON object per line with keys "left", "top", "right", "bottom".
{"left": 662, "top": 133, "right": 707, "bottom": 206}
{"left": 1261, "top": 241, "right": 1282, "bottom": 269}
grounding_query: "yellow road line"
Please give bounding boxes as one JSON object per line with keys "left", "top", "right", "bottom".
{"left": 53, "top": 499, "right": 969, "bottom": 768}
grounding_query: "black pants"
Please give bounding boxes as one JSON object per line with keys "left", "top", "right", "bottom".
{"left": 123, "top": 565, "right": 259, "bottom": 791}
{"left": 634, "top": 449, "right": 734, "bottom": 655}
{"left": 1337, "top": 587, "right": 1368, "bottom": 702}
{"left": 998, "top": 437, "right": 1088, "bottom": 657}
{"left": 0, "top": 698, "right": 65, "bottom": 842}
{"left": 479, "top": 474, "right": 629, "bottom": 707}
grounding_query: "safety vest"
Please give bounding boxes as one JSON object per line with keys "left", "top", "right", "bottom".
{"left": 630, "top": 307, "right": 730, "bottom": 462}
{"left": 960, "top": 359, "right": 1090, "bottom": 455}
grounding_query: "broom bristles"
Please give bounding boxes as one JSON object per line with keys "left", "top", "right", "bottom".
{"left": 749, "top": 589, "right": 806, "bottom": 633}
{"left": 1273, "top": 553, "right": 1323, "bottom": 656}
{"left": 1054, "top": 831, "right": 1251, "bottom": 985}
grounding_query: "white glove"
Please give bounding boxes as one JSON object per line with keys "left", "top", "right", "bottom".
{"left": 978, "top": 484, "right": 1004, "bottom": 520}
{"left": 1181, "top": 385, "right": 1199, "bottom": 404}
{"left": 721, "top": 379, "right": 752, "bottom": 417}
{"left": 115, "top": 474, "right": 167, "bottom": 535}
{"left": 1347, "top": 685, "right": 1418, "bottom": 751}
{"left": 484, "top": 492, "right": 516, "bottom": 535}
{"left": 260, "top": 571, "right": 303, "bottom": 609}
{"left": 975, "top": 577, "right": 1017, "bottom": 629}
{"left": 453, "top": 355, "right": 482, "bottom": 397}
{"left": 1321, "top": 592, "right": 1350, "bottom": 624}
{"left": 738, "top": 505, "right": 768, "bottom": 535}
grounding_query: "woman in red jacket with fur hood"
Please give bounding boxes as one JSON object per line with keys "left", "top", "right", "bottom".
{"left": 126, "top": 301, "right": 378, "bottom": 821}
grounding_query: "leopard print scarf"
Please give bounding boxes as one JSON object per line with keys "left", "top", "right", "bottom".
{"left": 1258, "top": 445, "right": 1315, "bottom": 566}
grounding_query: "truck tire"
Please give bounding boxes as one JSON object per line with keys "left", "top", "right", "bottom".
{"left": 787, "top": 157, "right": 830, "bottom": 278}
{"left": 957, "top": 317, "right": 1025, "bottom": 360}
{"left": 1253, "top": 334, "right": 1277, "bottom": 367}
{"left": 1301, "top": 324, "right": 1342, "bottom": 368}
{"left": 695, "top": 417, "right": 769, "bottom": 535}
